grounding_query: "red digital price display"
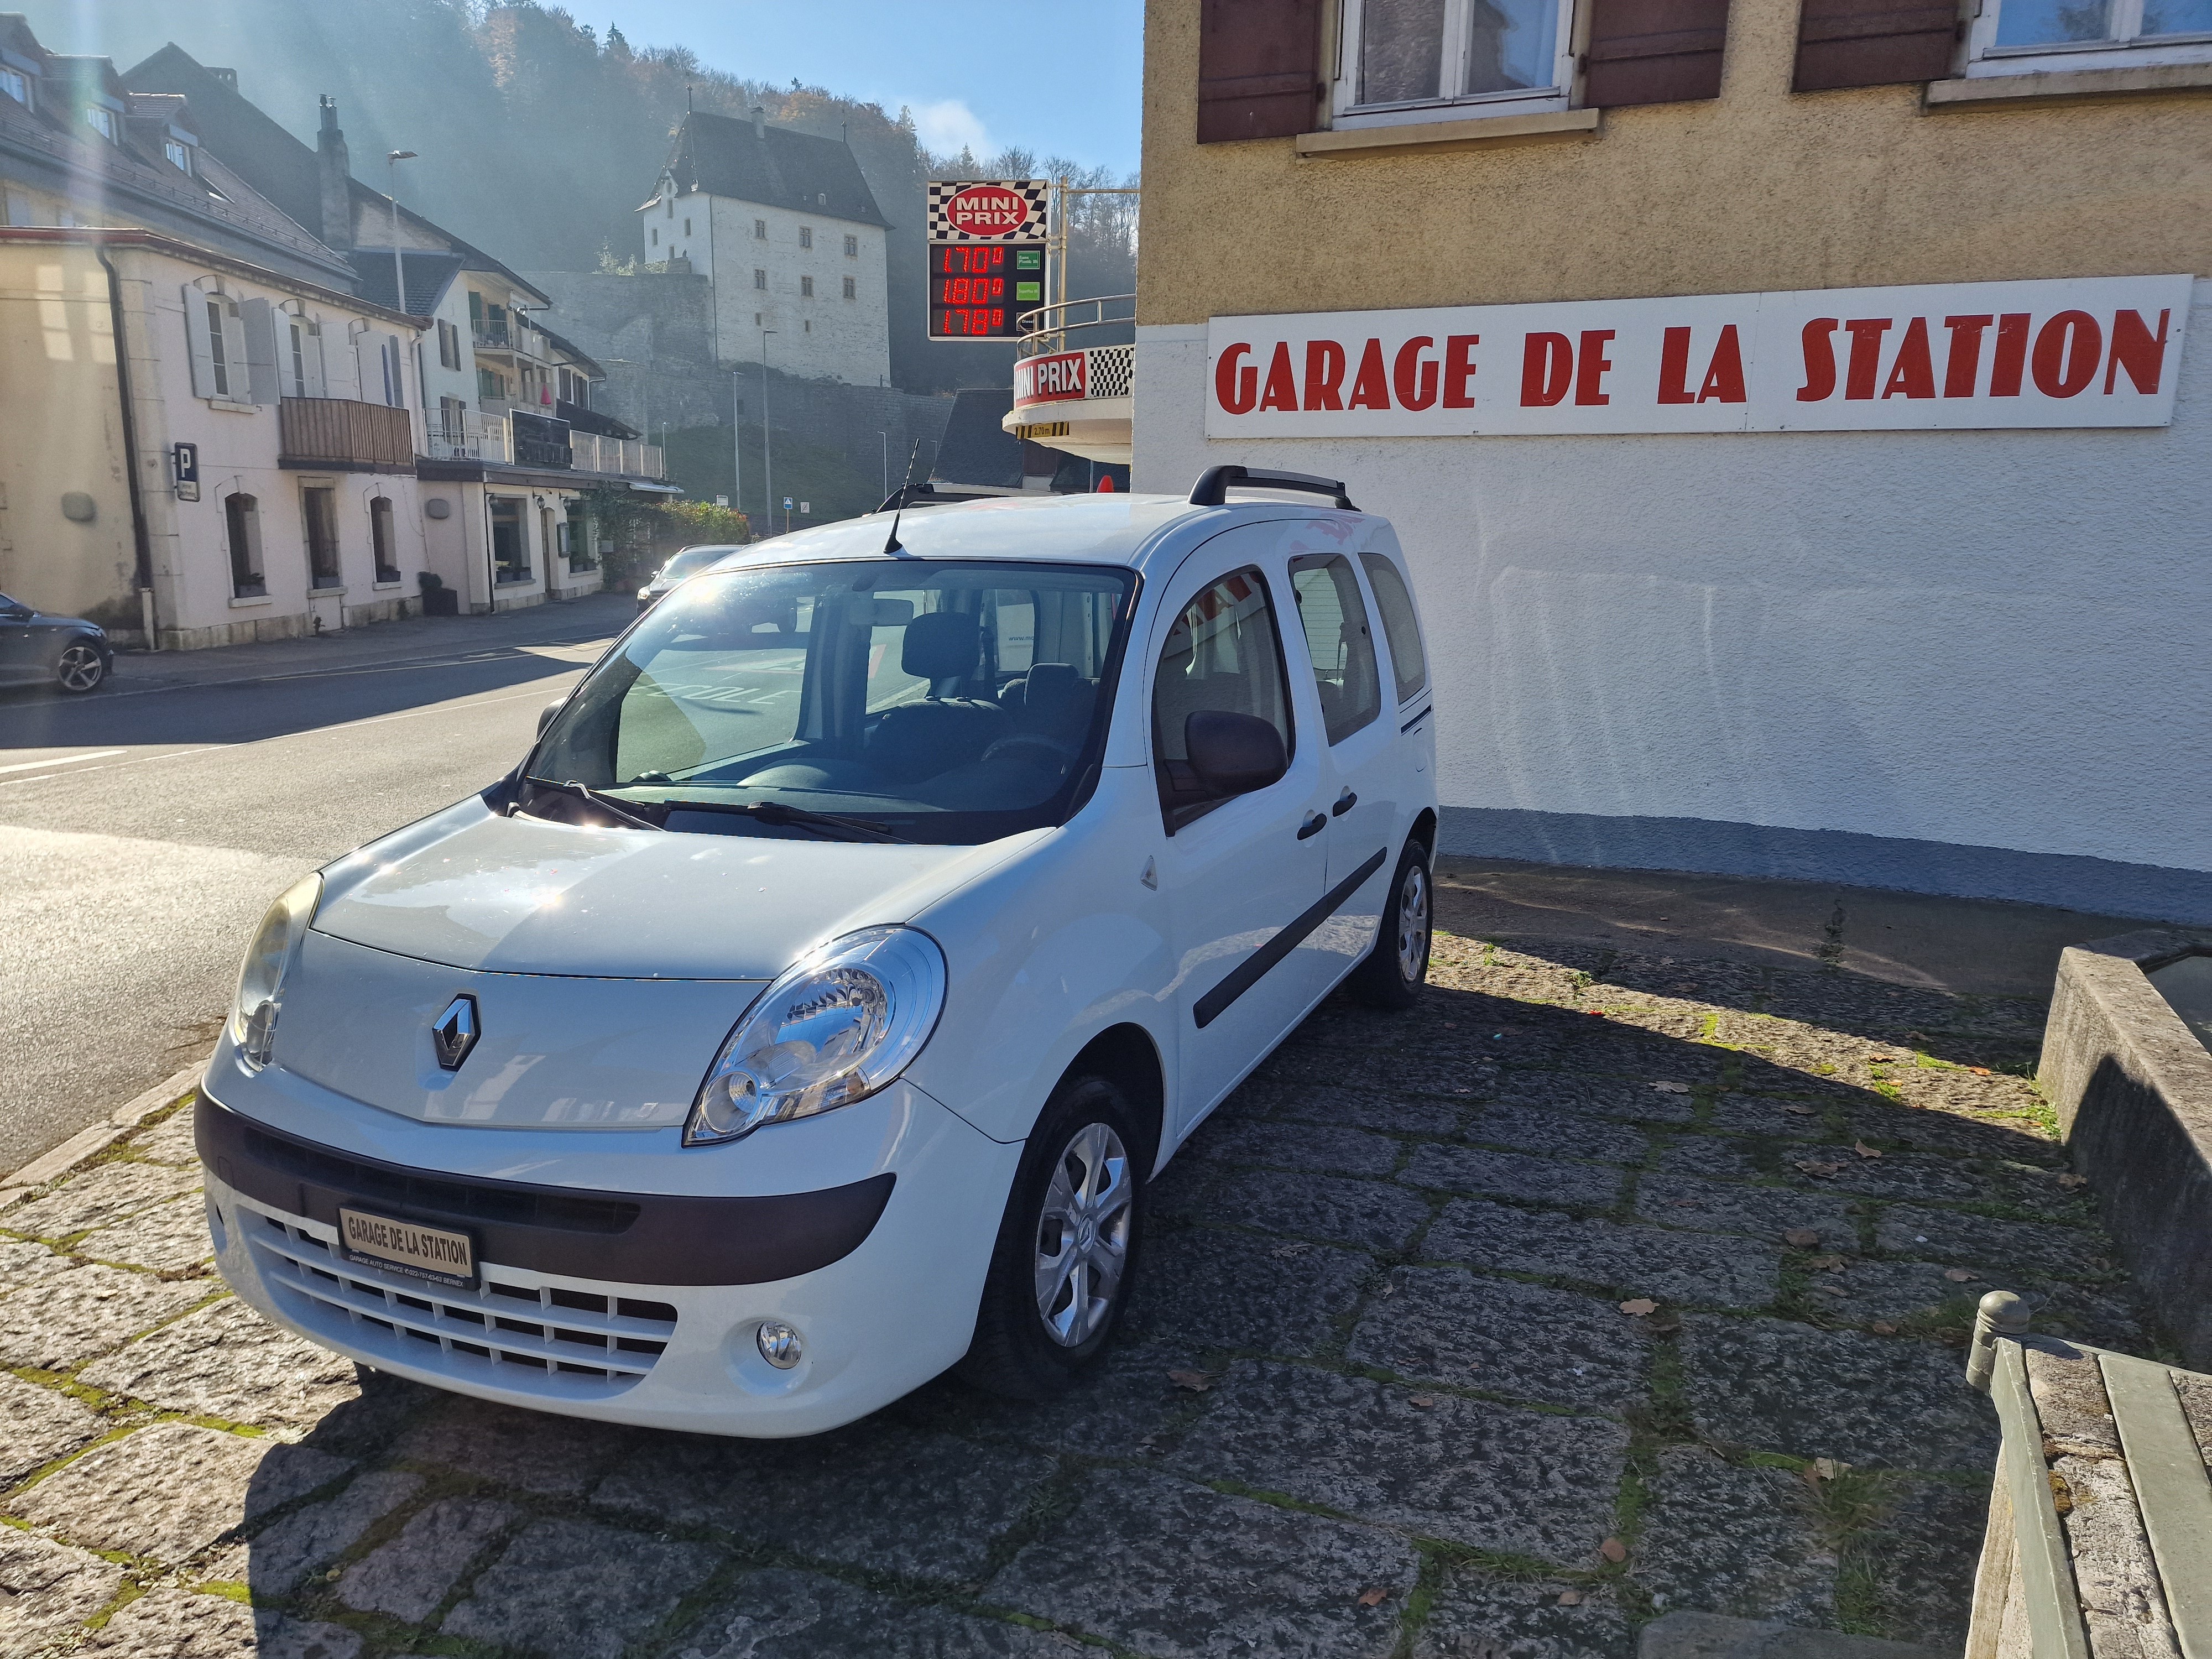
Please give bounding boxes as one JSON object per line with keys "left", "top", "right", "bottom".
{"left": 928, "top": 242, "right": 1045, "bottom": 341}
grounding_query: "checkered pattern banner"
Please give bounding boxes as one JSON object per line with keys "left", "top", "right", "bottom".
{"left": 928, "top": 179, "right": 1048, "bottom": 242}
{"left": 1086, "top": 344, "right": 1134, "bottom": 400}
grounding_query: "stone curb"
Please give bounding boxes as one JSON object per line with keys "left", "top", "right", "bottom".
{"left": 0, "top": 1062, "right": 205, "bottom": 1201}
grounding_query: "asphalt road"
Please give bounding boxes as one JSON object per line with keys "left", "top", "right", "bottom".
{"left": 0, "top": 598, "right": 633, "bottom": 1173}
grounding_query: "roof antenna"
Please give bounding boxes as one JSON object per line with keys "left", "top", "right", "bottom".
{"left": 882, "top": 439, "right": 924, "bottom": 556}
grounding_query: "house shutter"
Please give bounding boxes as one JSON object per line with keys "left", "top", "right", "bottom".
{"left": 181, "top": 285, "right": 217, "bottom": 398}
{"left": 1793, "top": 0, "right": 1959, "bottom": 90}
{"left": 1583, "top": 0, "right": 1733, "bottom": 107}
{"left": 1197, "top": 0, "right": 1324, "bottom": 144}
{"left": 241, "top": 297, "right": 280, "bottom": 404}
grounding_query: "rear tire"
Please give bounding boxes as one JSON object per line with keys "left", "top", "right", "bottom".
{"left": 958, "top": 1073, "right": 1145, "bottom": 1400}
{"left": 1349, "top": 838, "right": 1431, "bottom": 1009}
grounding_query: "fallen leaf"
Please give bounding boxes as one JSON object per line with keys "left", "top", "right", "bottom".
{"left": 1410, "top": 1395, "right": 1437, "bottom": 1410}
{"left": 1557, "top": 1590, "right": 1584, "bottom": 1606}
{"left": 1783, "top": 1104, "right": 1818, "bottom": 1117}
{"left": 1587, "top": 1010, "right": 1607, "bottom": 1018}
{"left": 1167, "top": 1370, "right": 1213, "bottom": 1392}
{"left": 1853, "top": 1141, "right": 1884, "bottom": 1159}
{"left": 1795, "top": 1161, "right": 1844, "bottom": 1178}
{"left": 1783, "top": 1228, "right": 1821, "bottom": 1247}
{"left": 2056, "top": 1173, "right": 2088, "bottom": 1190}
{"left": 1619, "top": 1298, "right": 1657, "bottom": 1317}
{"left": 1944, "top": 1269, "right": 1979, "bottom": 1284}
{"left": 1358, "top": 1587, "right": 1390, "bottom": 1608}
{"left": 1871, "top": 1321, "right": 1898, "bottom": 1335}
{"left": 1869, "top": 1055, "right": 1896, "bottom": 1063}
{"left": 1599, "top": 1537, "right": 1628, "bottom": 1563}
{"left": 1969, "top": 1067, "right": 1992, "bottom": 1076}
{"left": 1651, "top": 1081, "right": 1691, "bottom": 1094}
{"left": 1801, "top": 1463, "right": 1825, "bottom": 1489}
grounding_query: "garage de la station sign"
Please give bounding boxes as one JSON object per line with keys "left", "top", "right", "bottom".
{"left": 1204, "top": 275, "right": 2192, "bottom": 437}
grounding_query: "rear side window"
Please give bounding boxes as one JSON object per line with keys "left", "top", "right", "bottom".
{"left": 1289, "top": 554, "right": 1382, "bottom": 745}
{"left": 1360, "top": 552, "right": 1427, "bottom": 703}
{"left": 1152, "top": 566, "right": 1294, "bottom": 828}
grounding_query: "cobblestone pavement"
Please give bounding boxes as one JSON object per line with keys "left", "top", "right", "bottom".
{"left": 0, "top": 925, "right": 2157, "bottom": 1658}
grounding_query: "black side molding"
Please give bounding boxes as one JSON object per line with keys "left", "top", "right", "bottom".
{"left": 196, "top": 1094, "right": 894, "bottom": 1287}
{"left": 1193, "top": 847, "right": 1389, "bottom": 1029}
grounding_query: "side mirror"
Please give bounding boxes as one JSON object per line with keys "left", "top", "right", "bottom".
{"left": 537, "top": 697, "right": 566, "bottom": 738}
{"left": 1186, "top": 710, "right": 1287, "bottom": 798}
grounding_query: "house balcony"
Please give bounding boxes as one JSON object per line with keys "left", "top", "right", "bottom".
{"left": 425, "top": 413, "right": 665, "bottom": 482}
{"left": 278, "top": 397, "right": 415, "bottom": 473}
{"left": 1002, "top": 296, "right": 1134, "bottom": 466}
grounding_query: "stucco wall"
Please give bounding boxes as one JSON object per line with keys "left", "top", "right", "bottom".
{"left": 706, "top": 196, "right": 889, "bottom": 385}
{"left": 1137, "top": 0, "right": 2212, "bottom": 327}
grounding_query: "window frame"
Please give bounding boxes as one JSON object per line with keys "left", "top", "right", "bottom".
{"left": 0, "top": 67, "right": 30, "bottom": 109}
{"left": 800, "top": 274, "right": 814, "bottom": 298}
{"left": 1330, "top": 0, "right": 1581, "bottom": 127}
{"left": 753, "top": 267, "right": 768, "bottom": 290}
{"left": 799, "top": 226, "right": 813, "bottom": 250}
{"left": 302, "top": 484, "right": 343, "bottom": 591}
{"left": 164, "top": 138, "right": 191, "bottom": 173}
{"left": 843, "top": 233, "right": 859, "bottom": 257}
{"left": 1287, "top": 552, "right": 1384, "bottom": 745}
{"left": 369, "top": 495, "right": 400, "bottom": 585}
{"left": 224, "top": 493, "right": 265, "bottom": 598}
{"left": 1150, "top": 563, "right": 1300, "bottom": 834}
{"left": 842, "top": 274, "right": 857, "bottom": 300}
{"left": 1358, "top": 551, "right": 1429, "bottom": 705}
{"left": 1964, "top": 0, "right": 2212, "bottom": 74}
{"left": 82, "top": 103, "right": 117, "bottom": 141}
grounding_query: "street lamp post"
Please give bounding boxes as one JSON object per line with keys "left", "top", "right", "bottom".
{"left": 385, "top": 151, "right": 417, "bottom": 315}
{"left": 731, "top": 368, "right": 745, "bottom": 535}
{"left": 877, "top": 430, "right": 889, "bottom": 501}
{"left": 760, "top": 330, "right": 775, "bottom": 536}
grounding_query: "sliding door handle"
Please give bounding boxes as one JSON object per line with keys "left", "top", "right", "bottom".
{"left": 1331, "top": 788, "right": 1357, "bottom": 817}
{"left": 1296, "top": 811, "right": 1327, "bottom": 841}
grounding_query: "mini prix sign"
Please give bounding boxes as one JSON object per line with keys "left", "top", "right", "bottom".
{"left": 1015, "top": 351, "right": 1087, "bottom": 406}
{"left": 1204, "top": 275, "right": 2192, "bottom": 437}
{"left": 927, "top": 179, "right": 1047, "bottom": 242}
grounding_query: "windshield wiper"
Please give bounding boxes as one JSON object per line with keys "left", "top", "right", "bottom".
{"left": 523, "top": 778, "right": 664, "bottom": 831}
{"left": 670, "top": 799, "right": 911, "bottom": 844}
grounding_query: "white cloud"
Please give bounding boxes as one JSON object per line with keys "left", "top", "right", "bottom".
{"left": 906, "top": 97, "right": 992, "bottom": 159}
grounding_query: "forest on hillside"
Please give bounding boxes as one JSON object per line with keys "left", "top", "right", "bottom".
{"left": 33, "top": 0, "right": 1138, "bottom": 393}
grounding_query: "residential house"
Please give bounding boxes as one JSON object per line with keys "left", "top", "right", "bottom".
{"left": 640, "top": 108, "right": 890, "bottom": 385}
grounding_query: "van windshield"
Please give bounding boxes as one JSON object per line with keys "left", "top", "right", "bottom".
{"left": 531, "top": 558, "right": 1137, "bottom": 844}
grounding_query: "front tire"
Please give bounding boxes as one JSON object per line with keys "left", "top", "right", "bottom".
{"left": 1349, "top": 837, "right": 1431, "bottom": 1009}
{"left": 958, "top": 1074, "right": 1145, "bottom": 1400}
{"left": 55, "top": 642, "right": 106, "bottom": 694}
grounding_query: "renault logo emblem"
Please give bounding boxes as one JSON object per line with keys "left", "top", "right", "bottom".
{"left": 431, "top": 995, "right": 479, "bottom": 1071}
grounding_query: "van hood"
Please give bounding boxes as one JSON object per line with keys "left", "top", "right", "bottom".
{"left": 314, "top": 800, "right": 1029, "bottom": 980}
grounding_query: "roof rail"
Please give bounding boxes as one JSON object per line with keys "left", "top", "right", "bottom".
{"left": 1188, "top": 466, "right": 1356, "bottom": 512}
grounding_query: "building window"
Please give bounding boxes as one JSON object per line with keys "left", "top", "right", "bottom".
{"left": 478, "top": 366, "right": 504, "bottom": 401}
{"left": 225, "top": 494, "right": 264, "bottom": 597}
{"left": 1334, "top": 0, "right": 1575, "bottom": 124}
{"left": 799, "top": 226, "right": 813, "bottom": 249}
{"left": 189, "top": 292, "right": 249, "bottom": 402}
{"left": 370, "top": 496, "right": 400, "bottom": 583}
{"left": 800, "top": 275, "right": 814, "bottom": 298}
{"left": 206, "top": 296, "right": 234, "bottom": 398}
{"left": 754, "top": 267, "right": 767, "bottom": 289}
{"left": 490, "top": 497, "right": 530, "bottom": 583}
{"left": 565, "top": 509, "right": 596, "bottom": 572}
{"left": 844, "top": 233, "right": 858, "bottom": 257}
{"left": 650, "top": 226, "right": 658, "bottom": 246}
{"left": 303, "top": 486, "right": 342, "bottom": 590}
{"left": 437, "top": 317, "right": 460, "bottom": 369}
{"left": 804, "top": 319, "right": 811, "bottom": 332}
{"left": 754, "top": 218, "right": 766, "bottom": 239}
{"left": 285, "top": 316, "right": 324, "bottom": 398}
{"left": 684, "top": 217, "right": 692, "bottom": 236}
{"left": 842, "top": 275, "right": 856, "bottom": 300}
{"left": 1968, "top": 0, "right": 2212, "bottom": 70}
{"left": 0, "top": 68, "right": 30, "bottom": 109}
{"left": 164, "top": 138, "right": 191, "bottom": 173}
{"left": 83, "top": 105, "right": 116, "bottom": 140}
{"left": 436, "top": 395, "right": 467, "bottom": 455}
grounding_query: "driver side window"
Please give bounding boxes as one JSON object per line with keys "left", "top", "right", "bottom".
{"left": 1152, "top": 567, "right": 1295, "bottom": 830}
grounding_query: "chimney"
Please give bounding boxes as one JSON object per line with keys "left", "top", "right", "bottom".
{"left": 316, "top": 95, "right": 352, "bottom": 250}
{"left": 751, "top": 106, "right": 765, "bottom": 140}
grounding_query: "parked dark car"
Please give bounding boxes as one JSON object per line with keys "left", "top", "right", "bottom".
{"left": 0, "top": 593, "right": 112, "bottom": 693}
{"left": 637, "top": 545, "right": 744, "bottom": 613}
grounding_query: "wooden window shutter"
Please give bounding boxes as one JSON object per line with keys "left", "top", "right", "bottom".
{"left": 1583, "top": 0, "right": 1733, "bottom": 108}
{"left": 1197, "top": 0, "right": 1324, "bottom": 144}
{"left": 1793, "top": 0, "right": 1959, "bottom": 91}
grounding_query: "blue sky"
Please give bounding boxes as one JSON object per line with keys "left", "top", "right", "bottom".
{"left": 601, "top": 1, "right": 1145, "bottom": 173}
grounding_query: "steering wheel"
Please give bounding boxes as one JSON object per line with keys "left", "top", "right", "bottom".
{"left": 980, "top": 733, "right": 1078, "bottom": 772}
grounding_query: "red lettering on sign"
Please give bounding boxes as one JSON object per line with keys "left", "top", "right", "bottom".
{"left": 1347, "top": 339, "right": 1390, "bottom": 410}
{"left": 2105, "top": 309, "right": 2171, "bottom": 395}
{"left": 1522, "top": 333, "right": 1572, "bottom": 407}
{"left": 1574, "top": 330, "right": 1614, "bottom": 406}
{"left": 2033, "top": 311, "right": 2101, "bottom": 398}
{"left": 1658, "top": 327, "right": 1697, "bottom": 405}
{"left": 1699, "top": 325, "right": 1746, "bottom": 403}
{"left": 1841, "top": 319, "right": 1892, "bottom": 400}
{"left": 1881, "top": 318, "right": 1936, "bottom": 400}
{"left": 1215, "top": 343, "right": 1258, "bottom": 414}
{"left": 945, "top": 184, "right": 1031, "bottom": 238}
{"left": 1942, "top": 316, "right": 1992, "bottom": 398}
{"left": 1305, "top": 340, "right": 1347, "bottom": 410}
{"left": 1443, "top": 335, "right": 1479, "bottom": 409}
{"left": 1393, "top": 337, "right": 1439, "bottom": 411}
{"left": 1797, "top": 319, "right": 1839, "bottom": 402}
{"left": 1990, "top": 314, "right": 2031, "bottom": 397}
{"left": 1259, "top": 342, "right": 1298, "bottom": 411}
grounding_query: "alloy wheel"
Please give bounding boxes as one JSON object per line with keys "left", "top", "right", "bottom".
{"left": 1032, "top": 1120, "right": 1132, "bottom": 1348}
{"left": 56, "top": 644, "right": 104, "bottom": 693}
{"left": 1396, "top": 860, "right": 1431, "bottom": 984}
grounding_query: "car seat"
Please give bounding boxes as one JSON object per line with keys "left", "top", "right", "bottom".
{"left": 866, "top": 611, "right": 1006, "bottom": 782}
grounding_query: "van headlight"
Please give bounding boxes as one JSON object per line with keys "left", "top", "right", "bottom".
{"left": 685, "top": 927, "right": 946, "bottom": 1146}
{"left": 229, "top": 874, "right": 321, "bottom": 1069}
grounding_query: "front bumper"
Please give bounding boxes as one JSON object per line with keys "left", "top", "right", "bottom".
{"left": 199, "top": 1081, "right": 1019, "bottom": 1437}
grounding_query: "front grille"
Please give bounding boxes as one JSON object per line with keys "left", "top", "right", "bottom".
{"left": 241, "top": 1123, "right": 640, "bottom": 1234}
{"left": 243, "top": 1206, "right": 676, "bottom": 1400}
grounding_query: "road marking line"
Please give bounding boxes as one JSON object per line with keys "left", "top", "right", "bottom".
{"left": 0, "top": 749, "right": 124, "bottom": 775}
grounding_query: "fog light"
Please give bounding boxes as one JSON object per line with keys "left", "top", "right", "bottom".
{"left": 756, "top": 1320, "right": 802, "bottom": 1369}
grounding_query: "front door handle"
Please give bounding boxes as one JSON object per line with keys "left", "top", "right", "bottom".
{"left": 1332, "top": 788, "right": 1357, "bottom": 817}
{"left": 1297, "top": 811, "right": 1327, "bottom": 841}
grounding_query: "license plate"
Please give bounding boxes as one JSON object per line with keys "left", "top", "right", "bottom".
{"left": 337, "top": 1207, "right": 476, "bottom": 1289}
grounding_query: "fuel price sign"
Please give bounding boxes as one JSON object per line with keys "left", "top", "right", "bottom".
{"left": 930, "top": 242, "right": 1045, "bottom": 340}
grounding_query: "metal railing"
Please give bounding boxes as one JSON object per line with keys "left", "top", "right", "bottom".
{"left": 425, "top": 414, "right": 664, "bottom": 480}
{"left": 426, "top": 413, "right": 510, "bottom": 465}
{"left": 570, "top": 431, "right": 666, "bottom": 480}
{"left": 1016, "top": 293, "right": 1136, "bottom": 358}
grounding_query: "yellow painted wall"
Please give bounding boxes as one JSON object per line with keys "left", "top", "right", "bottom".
{"left": 0, "top": 242, "right": 138, "bottom": 625}
{"left": 1138, "top": 0, "right": 2212, "bottom": 325}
